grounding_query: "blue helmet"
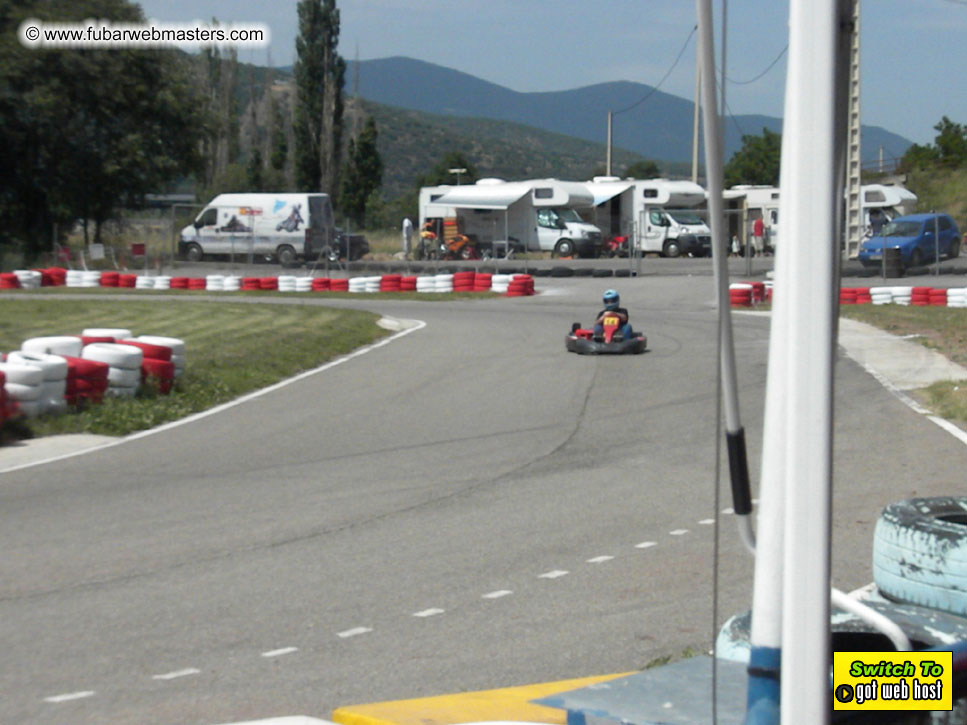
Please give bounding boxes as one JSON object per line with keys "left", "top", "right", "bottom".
{"left": 603, "top": 289, "right": 619, "bottom": 310}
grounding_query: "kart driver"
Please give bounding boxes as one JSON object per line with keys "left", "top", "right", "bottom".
{"left": 594, "top": 289, "right": 634, "bottom": 341}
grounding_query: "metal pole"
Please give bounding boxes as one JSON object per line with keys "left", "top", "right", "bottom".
{"left": 692, "top": 61, "right": 701, "bottom": 183}
{"left": 606, "top": 111, "right": 613, "bottom": 177}
{"left": 935, "top": 213, "right": 940, "bottom": 276}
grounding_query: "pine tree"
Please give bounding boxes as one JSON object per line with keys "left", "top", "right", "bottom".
{"left": 339, "top": 116, "right": 383, "bottom": 227}
{"left": 293, "top": 0, "right": 344, "bottom": 194}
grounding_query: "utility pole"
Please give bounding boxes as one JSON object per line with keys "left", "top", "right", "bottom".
{"left": 606, "top": 110, "right": 613, "bottom": 176}
{"left": 691, "top": 61, "right": 701, "bottom": 183}
{"left": 844, "top": 0, "right": 862, "bottom": 260}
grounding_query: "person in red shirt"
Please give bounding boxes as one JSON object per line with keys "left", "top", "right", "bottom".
{"left": 752, "top": 216, "right": 765, "bottom": 256}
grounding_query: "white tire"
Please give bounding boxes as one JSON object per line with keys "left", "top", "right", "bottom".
{"left": 83, "top": 328, "right": 133, "bottom": 339}
{"left": 5, "top": 381, "right": 43, "bottom": 401}
{"left": 135, "top": 277, "right": 155, "bottom": 290}
{"left": 0, "top": 362, "right": 45, "bottom": 386}
{"left": 41, "top": 379, "right": 67, "bottom": 400}
{"left": 82, "top": 343, "right": 143, "bottom": 370}
{"left": 106, "top": 385, "right": 138, "bottom": 398}
{"left": 22, "top": 336, "right": 83, "bottom": 357}
{"left": 131, "top": 336, "right": 186, "bottom": 357}
{"left": 5, "top": 352, "right": 68, "bottom": 381}
{"left": 107, "top": 367, "right": 141, "bottom": 387}
{"left": 15, "top": 400, "right": 43, "bottom": 417}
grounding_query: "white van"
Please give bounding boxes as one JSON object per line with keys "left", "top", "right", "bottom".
{"left": 419, "top": 179, "right": 603, "bottom": 258}
{"left": 179, "top": 193, "right": 335, "bottom": 266}
{"left": 585, "top": 177, "right": 712, "bottom": 257}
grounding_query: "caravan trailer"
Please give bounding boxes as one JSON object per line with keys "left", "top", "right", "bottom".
{"left": 585, "top": 178, "right": 712, "bottom": 257}
{"left": 419, "top": 179, "right": 602, "bottom": 258}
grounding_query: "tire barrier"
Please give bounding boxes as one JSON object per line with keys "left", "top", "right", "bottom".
{"left": 4, "top": 270, "right": 537, "bottom": 296}
{"left": 948, "top": 288, "right": 967, "bottom": 308}
{"left": 6, "top": 351, "right": 68, "bottom": 415}
{"left": 0, "top": 370, "right": 13, "bottom": 422}
{"left": 83, "top": 327, "right": 133, "bottom": 340}
{"left": 873, "top": 497, "right": 967, "bottom": 618}
{"left": 0, "top": 361, "right": 45, "bottom": 418}
{"left": 22, "top": 335, "right": 84, "bottom": 357}
{"left": 506, "top": 275, "right": 535, "bottom": 297}
{"left": 82, "top": 342, "right": 143, "bottom": 398}
{"left": 870, "top": 286, "right": 893, "bottom": 305}
{"left": 63, "top": 355, "right": 109, "bottom": 406}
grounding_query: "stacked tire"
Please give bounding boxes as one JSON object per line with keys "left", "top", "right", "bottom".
{"left": 400, "top": 276, "right": 417, "bottom": 292}
{"left": 118, "top": 339, "right": 176, "bottom": 394}
{"left": 82, "top": 343, "right": 143, "bottom": 398}
{"left": 1, "top": 272, "right": 21, "bottom": 289}
{"left": 911, "top": 287, "right": 932, "bottom": 306}
{"left": 947, "top": 288, "right": 967, "bottom": 308}
{"left": 473, "top": 273, "right": 493, "bottom": 292}
{"left": 452, "top": 271, "right": 475, "bottom": 292}
{"left": 6, "top": 351, "right": 68, "bottom": 415}
{"left": 312, "top": 277, "right": 331, "bottom": 292}
{"left": 63, "top": 356, "right": 109, "bottom": 406}
{"left": 0, "top": 370, "right": 12, "bottom": 421}
{"left": 130, "top": 335, "right": 186, "bottom": 380}
{"left": 855, "top": 287, "right": 872, "bottom": 304}
{"left": 380, "top": 274, "right": 402, "bottom": 293}
{"left": 0, "top": 361, "right": 44, "bottom": 417}
{"left": 416, "top": 276, "right": 436, "bottom": 293}
{"left": 507, "top": 275, "right": 535, "bottom": 297}
{"left": 491, "top": 274, "right": 512, "bottom": 294}
{"left": 839, "top": 288, "right": 859, "bottom": 305}
{"left": 869, "top": 286, "right": 893, "bottom": 305}
{"left": 729, "top": 283, "right": 754, "bottom": 307}
{"left": 188, "top": 277, "right": 207, "bottom": 290}
{"left": 277, "top": 275, "right": 298, "bottom": 293}
{"left": 891, "top": 286, "right": 912, "bottom": 306}
{"left": 170, "top": 277, "right": 189, "bottom": 290}
{"left": 100, "top": 271, "right": 120, "bottom": 288}
{"left": 14, "top": 270, "right": 42, "bottom": 289}
{"left": 330, "top": 278, "right": 349, "bottom": 292}
{"left": 242, "top": 277, "right": 261, "bottom": 291}
{"left": 22, "top": 335, "right": 83, "bottom": 357}
{"left": 929, "top": 288, "right": 948, "bottom": 307}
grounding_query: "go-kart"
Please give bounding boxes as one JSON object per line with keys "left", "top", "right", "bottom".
{"left": 566, "top": 312, "right": 647, "bottom": 354}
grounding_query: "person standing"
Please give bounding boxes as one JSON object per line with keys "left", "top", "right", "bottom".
{"left": 752, "top": 216, "right": 765, "bottom": 256}
{"left": 402, "top": 217, "right": 414, "bottom": 259}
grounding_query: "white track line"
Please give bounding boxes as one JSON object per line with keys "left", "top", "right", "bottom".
{"left": 152, "top": 668, "right": 200, "bottom": 681}
{"left": 482, "top": 590, "right": 513, "bottom": 599}
{"left": 0, "top": 318, "right": 427, "bottom": 474}
{"left": 43, "top": 691, "right": 95, "bottom": 703}
{"left": 337, "top": 627, "right": 372, "bottom": 639}
{"left": 261, "top": 647, "right": 299, "bottom": 658}
{"left": 635, "top": 541, "right": 657, "bottom": 549}
{"left": 412, "top": 608, "right": 444, "bottom": 618}
{"left": 587, "top": 555, "right": 614, "bottom": 564}
{"left": 669, "top": 529, "right": 689, "bottom": 536}
{"left": 538, "top": 570, "right": 569, "bottom": 579}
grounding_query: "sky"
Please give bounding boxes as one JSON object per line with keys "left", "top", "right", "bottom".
{"left": 136, "top": 0, "right": 967, "bottom": 147}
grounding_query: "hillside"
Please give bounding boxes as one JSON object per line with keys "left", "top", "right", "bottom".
{"left": 360, "top": 99, "right": 675, "bottom": 199}
{"left": 347, "top": 56, "right": 914, "bottom": 168}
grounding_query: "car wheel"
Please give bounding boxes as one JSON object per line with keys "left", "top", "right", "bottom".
{"left": 276, "top": 245, "right": 297, "bottom": 267}
{"left": 910, "top": 248, "right": 924, "bottom": 268}
{"left": 554, "top": 239, "right": 575, "bottom": 258}
{"left": 662, "top": 239, "right": 681, "bottom": 258}
{"left": 949, "top": 239, "right": 961, "bottom": 259}
{"left": 184, "top": 243, "right": 203, "bottom": 263}
{"left": 325, "top": 245, "right": 340, "bottom": 263}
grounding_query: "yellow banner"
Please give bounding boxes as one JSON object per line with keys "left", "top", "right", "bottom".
{"left": 832, "top": 651, "right": 952, "bottom": 711}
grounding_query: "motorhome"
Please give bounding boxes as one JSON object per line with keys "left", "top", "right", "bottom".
{"left": 724, "top": 185, "right": 781, "bottom": 254}
{"left": 179, "top": 193, "right": 335, "bottom": 265}
{"left": 584, "top": 177, "right": 712, "bottom": 257}
{"left": 860, "top": 183, "right": 917, "bottom": 234}
{"left": 419, "top": 179, "right": 602, "bottom": 258}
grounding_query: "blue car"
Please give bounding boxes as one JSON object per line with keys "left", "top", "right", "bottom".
{"left": 859, "top": 213, "right": 961, "bottom": 268}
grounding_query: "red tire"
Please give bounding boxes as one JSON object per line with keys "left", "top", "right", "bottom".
{"left": 116, "top": 340, "right": 172, "bottom": 361}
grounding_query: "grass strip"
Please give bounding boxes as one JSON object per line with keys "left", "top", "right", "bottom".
{"left": 0, "top": 298, "right": 389, "bottom": 437}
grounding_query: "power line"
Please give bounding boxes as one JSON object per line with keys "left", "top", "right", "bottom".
{"left": 613, "top": 24, "right": 697, "bottom": 116}
{"left": 724, "top": 45, "right": 788, "bottom": 85}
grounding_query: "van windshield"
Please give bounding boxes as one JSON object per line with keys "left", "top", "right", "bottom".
{"left": 880, "top": 220, "right": 922, "bottom": 237}
{"left": 668, "top": 211, "right": 703, "bottom": 225}
{"left": 556, "top": 208, "right": 582, "bottom": 223}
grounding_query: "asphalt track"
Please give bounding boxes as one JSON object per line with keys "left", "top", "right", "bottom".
{"left": 2, "top": 276, "right": 967, "bottom": 724}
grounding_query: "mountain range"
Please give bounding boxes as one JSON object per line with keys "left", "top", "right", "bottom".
{"left": 345, "top": 56, "right": 912, "bottom": 170}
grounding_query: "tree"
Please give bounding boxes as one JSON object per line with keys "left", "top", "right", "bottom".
{"left": 724, "top": 128, "right": 782, "bottom": 187}
{"left": 624, "top": 159, "right": 662, "bottom": 179}
{"left": 293, "top": 0, "right": 345, "bottom": 195}
{"left": 0, "top": 0, "right": 206, "bottom": 256}
{"left": 339, "top": 116, "right": 383, "bottom": 227}
{"left": 900, "top": 116, "right": 967, "bottom": 171}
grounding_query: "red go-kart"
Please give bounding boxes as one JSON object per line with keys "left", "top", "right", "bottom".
{"left": 565, "top": 312, "right": 647, "bottom": 354}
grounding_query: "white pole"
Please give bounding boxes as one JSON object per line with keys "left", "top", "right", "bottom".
{"left": 606, "top": 110, "right": 613, "bottom": 177}
{"left": 778, "top": 1, "right": 843, "bottom": 722}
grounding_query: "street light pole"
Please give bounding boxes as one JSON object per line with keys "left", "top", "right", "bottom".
{"left": 448, "top": 167, "right": 467, "bottom": 185}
